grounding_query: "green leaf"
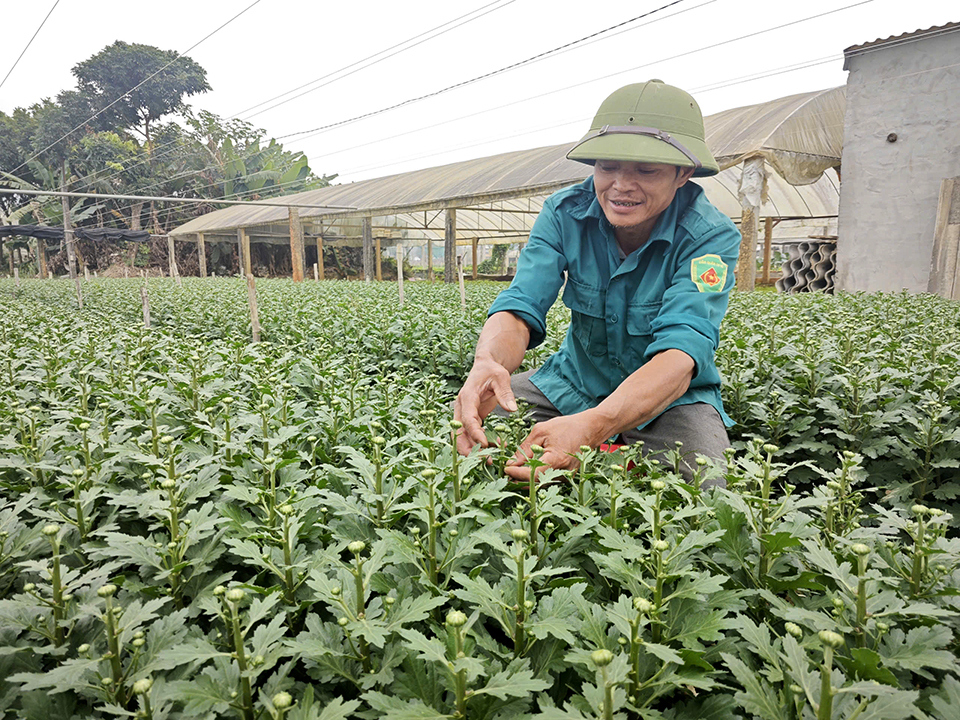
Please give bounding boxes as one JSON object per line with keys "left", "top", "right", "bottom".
{"left": 879, "top": 625, "right": 958, "bottom": 673}
{"left": 317, "top": 696, "right": 363, "bottom": 720}
{"left": 643, "top": 642, "right": 684, "bottom": 665}
{"left": 471, "top": 666, "right": 548, "bottom": 699}
{"left": 721, "top": 652, "right": 783, "bottom": 720}
{"left": 362, "top": 691, "right": 450, "bottom": 719}
{"left": 841, "top": 648, "right": 899, "bottom": 686}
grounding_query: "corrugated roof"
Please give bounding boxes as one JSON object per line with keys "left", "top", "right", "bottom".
{"left": 844, "top": 22, "right": 960, "bottom": 55}
{"left": 170, "top": 87, "right": 844, "bottom": 239}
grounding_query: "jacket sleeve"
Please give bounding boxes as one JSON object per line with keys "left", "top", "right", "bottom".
{"left": 486, "top": 200, "right": 568, "bottom": 348}
{"left": 642, "top": 218, "right": 741, "bottom": 386}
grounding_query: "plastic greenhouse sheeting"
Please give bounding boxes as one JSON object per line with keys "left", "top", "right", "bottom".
{"left": 169, "top": 87, "right": 844, "bottom": 243}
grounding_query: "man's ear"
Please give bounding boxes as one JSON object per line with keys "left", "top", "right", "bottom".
{"left": 677, "top": 166, "right": 696, "bottom": 185}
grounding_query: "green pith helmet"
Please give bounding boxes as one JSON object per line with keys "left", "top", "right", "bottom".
{"left": 566, "top": 80, "right": 719, "bottom": 177}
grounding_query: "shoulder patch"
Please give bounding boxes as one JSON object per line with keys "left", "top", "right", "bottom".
{"left": 691, "top": 254, "right": 728, "bottom": 292}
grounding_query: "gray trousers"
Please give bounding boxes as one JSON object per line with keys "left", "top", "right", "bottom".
{"left": 495, "top": 370, "right": 729, "bottom": 488}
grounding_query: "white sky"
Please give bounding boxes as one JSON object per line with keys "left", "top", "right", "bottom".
{"left": 1, "top": 0, "right": 956, "bottom": 186}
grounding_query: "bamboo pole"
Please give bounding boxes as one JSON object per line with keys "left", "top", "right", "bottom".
{"left": 141, "top": 285, "right": 151, "bottom": 328}
{"left": 37, "top": 238, "right": 47, "bottom": 279}
{"left": 246, "top": 273, "right": 261, "bottom": 343}
{"left": 375, "top": 237, "right": 382, "bottom": 281}
{"left": 316, "top": 236, "right": 325, "bottom": 279}
{"left": 457, "top": 254, "right": 466, "bottom": 312}
{"left": 397, "top": 240, "right": 404, "bottom": 307}
{"left": 427, "top": 240, "right": 433, "bottom": 281}
{"left": 761, "top": 217, "right": 773, "bottom": 284}
{"left": 240, "top": 228, "right": 252, "bottom": 277}
{"left": 167, "top": 235, "right": 178, "bottom": 278}
{"left": 197, "top": 233, "right": 207, "bottom": 277}
{"left": 288, "top": 207, "right": 305, "bottom": 282}
{"left": 444, "top": 208, "right": 456, "bottom": 283}
{"left": 735, "top": 156, "right": 763, "bottom": 292}
{"left": 362, "top": 217, "right": 373, "bottom": 282}
{"left": 471, "top": 237, "right": 478, "bottom": 280}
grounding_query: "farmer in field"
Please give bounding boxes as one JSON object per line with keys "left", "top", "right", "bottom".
{"left": 454, "top": 80, "right": 740, "bottom": 486}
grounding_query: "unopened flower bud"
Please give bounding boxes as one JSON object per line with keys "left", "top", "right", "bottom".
{"left": 225, "top": 588, "right": 246, "bottom": 604}
{"left": 446, "top": 610, "right": 468, "bottom": 627}
{"left": 347, "top": 541, "right": 366, "bottom": 555}
{"left": 785, "top": 622, "right": 802, "bottom": 638}
{"left": 633, "top": 598, "right": 654, "bottom": 614}
{"left": 511, "top": 529, "right": 529, "bottom": 541}
{"left": 273, "top": 692, "right": 293, "bottom": 710}
{"left": 818, "top": 630, "right": 844, "bottom": 648}
{"left": 851, "top": 543, "right": 870, "bottom": 557}
{"left": 98, "top": 584, "right": 117, "bottom": 598}
{"left": 337, "top": 617, "right": 349, "bottom": 627}
{"left": 591, "top": 649, "right": 614, "bottom": 667}
{"left": 41, "top": 524, "right": 59, "bottom": 537}
{"left": 133, "top": 678, "right": 153, "bottom": 695}
{"left": 650, "top": 480, "right": 666, "bottom": 492}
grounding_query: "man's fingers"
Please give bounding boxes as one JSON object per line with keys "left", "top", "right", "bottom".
{"left": 504, "top": 464, "right": 532, "bottom": 482}
{"left": 454, "top": 397, "right": 489, "bottom": 452}
{"left": 493, "top": 378, "right": 517, "bottom": 413}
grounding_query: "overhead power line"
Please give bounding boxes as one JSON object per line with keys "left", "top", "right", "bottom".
{"left": 0, "top": 0, "right": 62, "bottom": 91}
{"left": 278, "top": 0, "right": 693, "bottom": 141}
{"left": 9, "top": 0, "right": 264, "bottom": 176}
{"left": 238, "top": 0, "right": 518, "bottom": 120}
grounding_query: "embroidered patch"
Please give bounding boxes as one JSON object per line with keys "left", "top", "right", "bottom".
{"left": 691, "top": 254, "right": 728, "bottom": 292}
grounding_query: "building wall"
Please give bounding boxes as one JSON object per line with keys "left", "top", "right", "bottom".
{"left": 837, "top": 29, "right": 960, "bottom": 292}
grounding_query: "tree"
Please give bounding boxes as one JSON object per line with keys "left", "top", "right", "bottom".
{"left": 72, "top": 41, "right": 210, "bottom": 150}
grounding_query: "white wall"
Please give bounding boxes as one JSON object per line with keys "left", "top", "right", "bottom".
{"left": 837, "top": 28, "right": 960, "bottom": 292}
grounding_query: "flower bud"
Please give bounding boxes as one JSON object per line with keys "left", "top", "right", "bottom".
{"left": 875, "top": 622, "right": 889, "bottom": 632}
{"left": 347, "top": 541, "right": 366, "bottom": 555}
{"left": 912, "top": 505, "right": 929, "bottom": 516}
{"left": 132, "top": 678, "right": 153, "bottom": 695}
{"left": 633, "top": 598, "right": 654, "bottom": 614}
{"left": 132, "top": 637, "right": 146, "bottom": 648}
{"left": 79, "top": 422, "right": 91, "bottom": 431}
{"left": 41, "top": 524, "right": 59, "bottom": 537}
{"left": 384, "top": 596, "right": 395, "bottom": 606}
{"left": 225, "top": 588, "right": 246, "bottom": 604}
{"left": 511, "top": 529, "right": 529, "bottom": 542}
{"left": 763, "top": 444, "right": 778, "bottom": 455}
{"left": 23, "top": 583, "right": 36, "bottom": 593}
{"left": 278, "top": 504, "right": 294, "bottom": 516}
{"left": 818, "top": 630, "right": 844, "bottom": 649}
{"left": 72, "top": 468, "right": 85, "bottom": 478}
{"left": 851, "top": 543, "right": 870, "bottom": 557}
{"left": 832, "top": 597, "right": 844, "bottom": 609}
{"left": 331, "top": 586, "right": 341, "bottom": 596}
{"left": 160, "top": 435, "right": 174, "bottom": 445}
{"left": 524, "top": 600, "right": 534, "bottom": 610}
{"left": 372, "top": 436, "right": 386, "bottom": 446}
{"left": 421, "top": 469, "right": 437, "bottom": 480}
{"left": 579, "top": 445, "right": 592, "bottom": 453}
{"left": 98, "top": 584, "right": 117, "bottom": 598}
{"left": 160, "top": 479, "right": 176, "bottom": 490}
{"left": 530, "top": 444, "right": 544, "bottom": 454}
{"left": 591, "top": 649, "right": 614, "bottom": 667}
{"left": 214, "top": 585, "right": 226, "bottom": 597}
{"left": 273, "top": 692, "right": 293, "bottom": 710}
{"left": 337, "top": 617, "right": 349, "bottom": 627}
{"left": 78, "top": 643, "right": 90, "bottom": 654}
{"left": 650, "top": 480, "right": 666, "bottom": 492}
{"left": 446, "top": 610, "right": 468, "bottom": 627}
{"left": 450, "top": 420, "right": 463, "bottom": 430}
{"left": 785, "top": 622, "right": 803, "bottom": 638}
{"left": 653, "top": 540, "right": 669, "bottom": 552}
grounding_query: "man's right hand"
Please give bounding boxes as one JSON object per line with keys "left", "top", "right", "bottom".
{"left": 453, "top": 358, "right": 518, "bottom": 455}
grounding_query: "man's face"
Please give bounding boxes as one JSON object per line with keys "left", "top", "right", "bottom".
{"left": 593, "top": 161, "right": 694, "bottom": 236}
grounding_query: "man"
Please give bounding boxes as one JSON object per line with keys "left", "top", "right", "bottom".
{"left": 454, "top": 80, "right": 740, "bottom": 486}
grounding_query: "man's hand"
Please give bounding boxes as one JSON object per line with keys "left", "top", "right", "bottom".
{"left": 504, "top": 412, "right": 603, "bottom": 482}
{"left": 454, "top": 358, "right": 518, "bottom": 455}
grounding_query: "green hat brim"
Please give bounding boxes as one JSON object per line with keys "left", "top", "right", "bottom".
{"left": 566, "top": 132, "right": 719, "bottom": 178}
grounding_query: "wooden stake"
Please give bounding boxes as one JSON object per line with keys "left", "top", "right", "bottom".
{"left": 471, "top": 237, "right": 478, "bottom": 280}
{"left": 197, "top": 232, "right": 207, "bottom": 278}
{"left": 288, "top": 207, "right": 305, "bottom": 282}
{"left": 362, "top": 217, "right": 373, "bottom": 282}
{"left": 141, "top": 285, "right": 151, "bottom": 328}
{"left": 762, "top": 217, "right": 773, "bottom": 284}
{"left": 239, "top": 228, "right": 252, "bottom": 277}
{"left": 375, "top": 237, "right": 382, "bottom": 281}
{"left": 316, "top": 236, "right": 325, "bottom": 279}
{"left": 444, "top": 208, "right": 456, "bottom": 283}
{"left": 457, "top": 254, "right": 466, "bottom": 312}
{"left": 167, "top": 236, "right": 178, "bottom": 278}
{"left": 37, "top": 238, "right": 48, "bottom": 279}
{"left": 397, "top": 240, "right": 404, "bottom": 307}
{"left": 74, "top": 277, "right": 83, "bottom": 309}
{"left": 313, "top": 263, "right": 318, "bottom": 281}
{"left": 246, "top": 273, "right": 261, "bottom": 343}
{"left": 427, "top": 240, "right": 434, "bottom": 281}
{"left": 84, "top": 266, "right": 91, "bottom": 282}
{"left": 48, "top": 271, "right": 53, "bottom": 280}
{"left": 14, "top": 267, "right": 20, "bottom": 288}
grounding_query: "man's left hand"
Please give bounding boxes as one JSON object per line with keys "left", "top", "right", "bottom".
{"left": 504, "top": 412, "right": 603, "bottom": 482}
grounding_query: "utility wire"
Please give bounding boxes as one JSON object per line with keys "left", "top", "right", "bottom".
{"left": 9, "top": 0, "right": 264, "bottom": 176}
{"left": 0, "top": 0, "right": 61, "bottom": 92}
{"left": 69, "top": 0, "right": 702, "bottom": 211}
{"left": 238, "top": 0, "right": 517, "bottom": 120}
{"left": 279, "top": 0, "right": 692, "bottom": 141}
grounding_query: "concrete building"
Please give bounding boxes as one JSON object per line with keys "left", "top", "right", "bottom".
{"left": 837, "top": 22, "right": 960, "bottom": 293}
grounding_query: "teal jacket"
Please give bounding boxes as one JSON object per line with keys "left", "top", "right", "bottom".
{"left": 487, "top": 177, "right": 740, "bottom": 428}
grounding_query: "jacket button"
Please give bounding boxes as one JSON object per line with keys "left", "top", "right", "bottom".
{"left": 609, "top": 314, "right": 619, "bottom": 323}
